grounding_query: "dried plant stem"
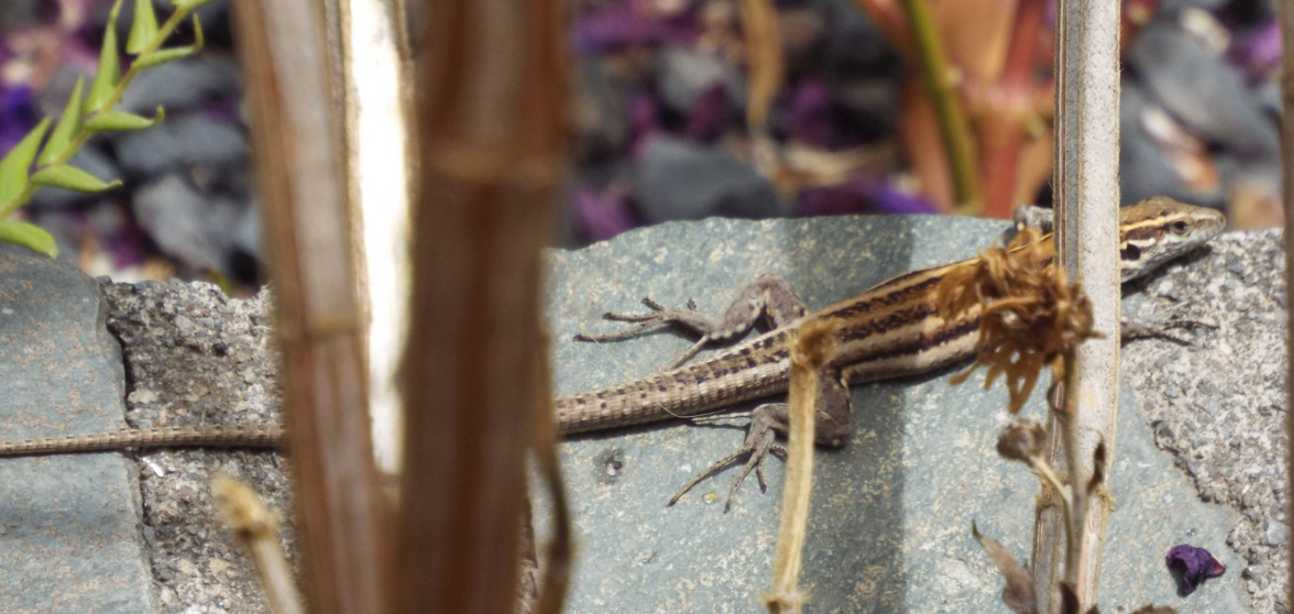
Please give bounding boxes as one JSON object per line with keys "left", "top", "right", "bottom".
{"left": 1034, "top": 1, "right": 1122, "bottom": 610}
{"left": 211, "top": 474, "right": 305, "bottom": 614}
{"left": 393, "top": 0, "right": 569, "bottom": 612}
{"left": 766, "top": 320, "right": 837, "bottom": 613}
{"left": 740, "top": 0, "right": 783, "bottom": 133}
{"left": 531, "top": 328, "right": 572, "bottom": 614}
{"left": 898, "top": 0, "right": 981, "bottom": 214}
{"left": 232, "top": 1, "right": 392, "bottom": 612}
{"left": 1279, "top": 0, "right": 1294, "bottom": 609}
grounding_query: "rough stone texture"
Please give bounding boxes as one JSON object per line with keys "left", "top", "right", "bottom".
{"left": 101, "top": 280, "right": 290, "bottom": 614}
{"left": 543, "top": 216, "right": 1269, "bottom": 613}
{"left": 1123, "top": 228, "right": 1289, "bottom": 614}
{"left": 0, "top": 243, "right": 154, "bottom": 614}
{"left": 2, "top": 215, "right": 1285, "bottom": 612}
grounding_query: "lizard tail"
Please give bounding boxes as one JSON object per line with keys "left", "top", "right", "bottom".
{"left": 0, "top": 425, "right": 285, "bottom": 457}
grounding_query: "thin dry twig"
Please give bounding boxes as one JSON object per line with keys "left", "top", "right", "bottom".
{"left": 936, "top": 228, "right": 1107, "bottom": 613}
{"left": 765, "top": 318, "right": 838, "bottom": 613}
{"left": 232, "top": 2, "right": 392, "bottom": 612}
{"left": 1280, "top": 1, "right": 1294, "bottom": 610}
{"left": 211, "top": 474, "right": 305, "bottom": 614}
{"left": 392, "top": 1, "right": 570, "bottom": 612}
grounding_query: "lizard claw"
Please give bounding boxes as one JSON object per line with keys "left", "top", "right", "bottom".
{"left": 667, "top": 408, "right": 787, "bottom": 512}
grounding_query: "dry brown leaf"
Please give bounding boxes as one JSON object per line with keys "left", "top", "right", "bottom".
{"left": 972, "top": 522, "right": 1039, "bottom": 614}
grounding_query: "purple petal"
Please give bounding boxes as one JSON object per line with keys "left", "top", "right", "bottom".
{"left": 1228, "top": 20, "right": 1281, "bottom": 80}
{"left": 0, "top": 85, "right": 39, "bottom": 153}
{"left": 1166, "top": 544, "right": 1226, "bottom": 596}
{"left": 684, "top": 83, "right": 731, "bottom": 143}
{"left": 571, "top": 2, "right": 662, "bottom": 55}
{"left": 628, "top": 93, "right": 660, "bottom": 154}
{"left": 572, "top": 184, "right": 639, "bottom": 241}
{"left": 797, "top": 176, "right": 937, "bottom": 216}
{"left": 786, "top": 80, "right": 835, "bottom": 148}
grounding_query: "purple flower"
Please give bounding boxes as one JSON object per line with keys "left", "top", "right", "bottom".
{"left": 1228, "top": 20, "right": 1281, "bottom": 81}
{"left": 786, "top": 80, "right": 834, "bottom": 148}
{"left": 0, "top": 85, "right": 39, "bottom": 154}
{"left": 1165, "top": 544, "right": 1226, "bottom": 596}
{"left": 684, "top": 83, "right": 731, "bottom": 143}
{"left": 797, "top": 176, "right": 937, "bottom": 216}
{"left": 572, "top": 183, "right": 639, "bottom": 241}
{"left": 628, "top": 93, "right": 660, "bottom": 154}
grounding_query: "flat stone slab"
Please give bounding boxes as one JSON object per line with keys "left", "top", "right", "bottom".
{"left": 0, "top": 214, "right": 1282, "bottom": 613}
{"left": 1122, "top": 228, "right": 1289, "bottom": 614}
{"left": 544, "top": 215, "right": 1260, "bottom": 612}
{"left": 0, "top": 244, "right": 153, "bottom": 614}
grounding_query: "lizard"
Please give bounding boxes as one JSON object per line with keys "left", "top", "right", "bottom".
{"left": 0, "top": 196, "right": 1225, "bottom": 504}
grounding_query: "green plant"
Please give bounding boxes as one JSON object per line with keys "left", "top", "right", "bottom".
{"left": 0, "top": 0, "right": 217, "bottom": 257}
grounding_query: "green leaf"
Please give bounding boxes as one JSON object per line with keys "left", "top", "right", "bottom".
{"left": 0, "top": 117, "right": 51, "bottom": 216}
{"left": 132, "top": 14, "right": 204, "bottom": 70}
{"left": 0, "top": 219, "right": 58, "bottom": 258}
{"left": 30, "top": 164, "right": 123, "bottom": 193}
{"left": 172, "top": 0, "right": 217, "bottom": 10}
{"left": 127, "top": 0, "right": 161, "bottom": 55}
{"left": 86, "top": 0, "right": 124, "bottom": 114}
{"left": 38, "top": 76, "right": 85, "bottom": 167}
{"left": 85, "top": 107, "right": 165, "bottom": 132}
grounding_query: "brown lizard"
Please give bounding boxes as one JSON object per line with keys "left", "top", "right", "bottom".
{"left": 0, "top": 197, "right": 1225, "bottom": 501}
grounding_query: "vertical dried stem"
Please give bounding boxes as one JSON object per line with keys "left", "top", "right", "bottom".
{"left": 1279, "top": 1, "right": 1294, "bottom": 610}
{"left": 393, "top": 0, "right": 569, "bottom": 612}
{"left": 766, "top": 320, "right": 837, "bottom": 614}
{"left": 232, "top": 1, "right": 393, "bottom": 613}
{"left": 341, "top": 0, "right": 417, "bottom": 474}
{"left": 1033, "top": 1, "right": 1121, "bottom": 611}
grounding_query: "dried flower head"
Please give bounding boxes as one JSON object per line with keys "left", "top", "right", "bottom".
{"left": 935, "top": 228, "right": 1101, "bottom": 412}
{"left": 995, "top": 418, "right": 1047, "bottom": 463}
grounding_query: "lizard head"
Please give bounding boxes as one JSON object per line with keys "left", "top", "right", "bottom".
{"left": 1117, "top": 196, "right": 1226, "bottom": 282}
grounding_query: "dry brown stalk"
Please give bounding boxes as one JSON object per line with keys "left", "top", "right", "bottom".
{"left": 232, "top": 2, "right": 393, "bottom": 612}
{"left": 765, "top": 318, "right": 839, "bottom": 613}
{"left": 392, "top": 1, "right": 571, "bottom": 613}
{"left": 211, "top": 474, "right": 305, "bottom": 614}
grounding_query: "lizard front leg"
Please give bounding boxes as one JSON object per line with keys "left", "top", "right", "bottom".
{"left": 575, "top": 273, "right": 807, "bottom": 368}
{"left": 668, "top": 370, "right": 852, "bottom": 511}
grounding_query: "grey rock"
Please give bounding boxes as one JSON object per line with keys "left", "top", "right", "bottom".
{"left": 575, "top": 59, "right": 631, "bottom": 160}
{"left": 0, "top": 244, "right": 154, "bottom": 614}
{"left": 543, "top": 215, "right": 1252, "bottom": 612}
{"left": 100, "top": 280, "right": 288, "bottom": 614}
{"left": 119, "top": 55, "right": 243, "bottom": 115}
{"left": 633, "top": 135, "right": 781, "bottom": 222}
{"left": 1119, "top": 83, "right": 1220, "bottom": 206}
{"left": 1263, "top": 520, "right": 1288, "bottom": 547}
{"left": 1124, "top": 228, "right": 1289, "bottom": 614}
{"left": 655, "top": 47, "right": 744, "bottom": 114}
{"left": 0, "top": 0, "right": 40, "bottom": 30}
{"left": 131, "top": 173, "right": 256, "bottom": 275}
{"left": 113, "top": 113, "right": 247, "bottom": 176}
{"left": 1127, "top": 19, "right": 1278, "bottom": 157}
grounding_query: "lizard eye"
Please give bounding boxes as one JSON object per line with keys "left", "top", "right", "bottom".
{"left": 1170, "top": 221, "right": 1188, "bottom": 234}
{"left": 1121, "top": 244, "right": 1141, "bottom": 261}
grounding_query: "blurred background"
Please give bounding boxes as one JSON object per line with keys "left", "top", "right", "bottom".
{"left": 0, "top": 0, "right": 1281, "bottom": 295}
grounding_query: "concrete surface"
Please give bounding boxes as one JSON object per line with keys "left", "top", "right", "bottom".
{"left": 543, "top": 215, "right": 1268, "bottom": 613}
{"left": 0, "top": 214, "right": 1285, "bottom": 613}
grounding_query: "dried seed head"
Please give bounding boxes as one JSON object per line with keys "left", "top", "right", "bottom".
{"left": 995, "top": 419, "right": 1047, "bottom": 463}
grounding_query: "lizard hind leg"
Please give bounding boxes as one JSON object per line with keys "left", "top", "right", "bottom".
{"left": 574, "top": 273, "right": 807, "bottom": 369}
{"left": 667, "top": 372, "right": 853, "bottom": 512}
